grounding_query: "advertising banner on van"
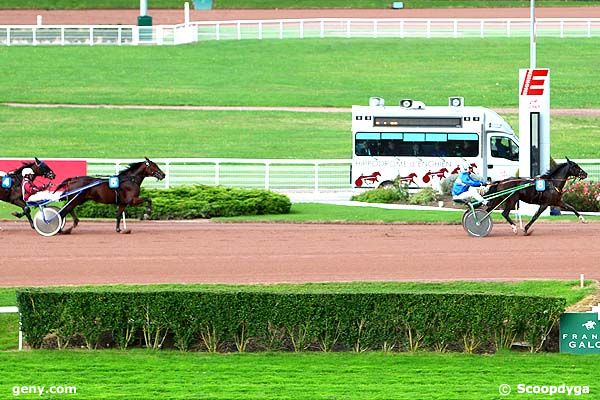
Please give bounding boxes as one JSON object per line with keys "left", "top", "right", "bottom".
{"left": 0, "top": 159, "right": 87, "bottom": 188}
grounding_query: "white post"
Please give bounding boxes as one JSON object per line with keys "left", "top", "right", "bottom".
{"left": 140, "top": 0, "right": 148, "bottom": 16}
{"left": 184, "top": 2, "right": 190, "bottom": 26}
{"left": 426, "top": 20, "right": 431, "bottom": 38}
{"left": 215, "top": 162, "right": 220, "bottom": 185}
{"left": 264, "top": 163, "right": 270, "bottom": 189}
{"left": 346, "top": 20, "right": 351, "bottom": 38}
{"left": 507, "top": 20, "right": 511, "bottom": 38}
{"left": 480, "top": 20, "right": 484, "bottom": 38}
{"left": 530, "top": 0, "right": 536, "bottom": 68}
{"left": 300, "top": 20, "right": 304, "bottom": 39}
{"left": 89, "top": 27, "right": 94, "bottom": 45}
{"left": 216, "top": 23, "right": 220, "bottom": 40}
{"left": 36, "top": 15, "right": 42, "bottom": 26}
{"left": 279, "top": 21, "right": 283, "bottom": 39}
{"left": 165, "top": 162, "right": 171, "bottom": 189}
{"left": 237, "top": 22, "right": 241, "bottom": 40}
{"left": 453, "top": 20, "right": 458, "bottom": 38}
{"left": 560, "top": 20, "right": 564, "bottom": 39}
{"left": 6, "top": 27, "right": 10, "bottom": 46}
{"left": 314, "top": 163, "right": 319, "bottom": 193}
{"left": 258, "top": 21, "right": 262, "bottom": 40}
{"left": 580, "top": 273, "right": 585, "bottom": 288}
{"left": 320, "top": 20, "right": 324, "bottom": 38}
{"left": 373, "top": 20, "right": 378, "bottom": 38}
{"left": 33, "top": 27, "right": 37, "bottom": 46}
{"left": 118, "top": 26, "right": 122, "bottom": 45}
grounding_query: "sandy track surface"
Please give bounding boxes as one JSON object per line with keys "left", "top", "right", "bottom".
{"left": 2, "top": 7, "right": 600, "bottom": 25}
{"left": 1, "top": 220, "right": 598, "bottom": 287}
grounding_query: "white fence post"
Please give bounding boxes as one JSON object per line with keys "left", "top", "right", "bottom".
{"left": 346, "top": 20, "right": 351, "bottom": 38}
{"left": 560, "top": 20, "right": 565, "bottom": 38}
{"left": 61, "top": 27, "right": 65, "bottom": 45}
{"left": 588, "top": 20, "right": 592, "bottom": 38}
{"left": 427, "top": 20, "right": 431, "bottom": 38}
{"left": 258, "top": 21, "right": 262, "bottom": 40}
{"left": 32, "top": 26, "right": 37, "bottom": 45}
{"left": 279, "top": 21, "right": 283, "bottom": 39}
{"left": 237, "top": 21, "right": 241, "bottom": 40}
{"left": 165, "top": 161, "right": 171, "bottom": 189}
{"left": 90, "top": 27, "right": 94, "bottom": 45}
{"left": 453, "top": 20, "right": 458, "bottom": 38}
{"left": 314, "top": 163, "right": 320, "bottom": 193}
{"left": 400, "top": 20, "right": 404, "bottom": 38}
{"left": 214, "top": 162, "right": 220, "bottom": 186}
{"left": 373, "top": 20, "right": 378, "bottom": 38}
{"left": 6, "top": 27, "right": 10, "bottom": 46}
{"left": 480, "top": 20, "right": 485, "bottom": 38}
{"left": 216, "top": 23, "right": 220, "bottom": 40}
{"left": 264, "top": 162, "right": 270, "bottom": 189}
{"left": 507, "top": 20, "right": 511, "bottom": 37}
{"left": 300, "top": 20, "right": 304, "bottom": 39}
{"left": 320, "top": 20, "right": 324, "bottom": 38}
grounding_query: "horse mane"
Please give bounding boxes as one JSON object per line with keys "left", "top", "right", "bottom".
{"left": 539, "top": 162, "right": 567, "bottom": 178}
{"left": 11, "top": 161, "right": 35, "bottom": 175}
{"left": 117, "top": 161, "right": 145, "bottom": 177}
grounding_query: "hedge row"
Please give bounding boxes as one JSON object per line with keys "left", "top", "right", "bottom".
{"left": 16, "top": 289, "right": 565, "bottom": 353}
{"left": 73, "top": 185, "right": 291, "bottom": 219}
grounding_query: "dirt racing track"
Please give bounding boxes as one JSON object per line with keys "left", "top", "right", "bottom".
{"left": 1, "top": 220, "right": 599, "bottom": 287}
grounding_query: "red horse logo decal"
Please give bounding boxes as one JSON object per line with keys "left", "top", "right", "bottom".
{"left": 355, "top": 172, "right": 381, "bottom": 187}
{"left": 451, "top": 163, "right": 478, "bottom": 175}
{"left": 397, "top": 173, "right": 417, "bottom": 185}
{"left": 422, "top": 168, "right": 449, "bottom": 183}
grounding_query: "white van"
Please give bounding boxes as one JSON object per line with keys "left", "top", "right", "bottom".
{"left": 352, "top": 97, "right": 519, "bottom": 190}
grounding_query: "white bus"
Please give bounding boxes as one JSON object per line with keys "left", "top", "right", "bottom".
{"left": 352, "top": 97, "right": 520, "bottom": 190}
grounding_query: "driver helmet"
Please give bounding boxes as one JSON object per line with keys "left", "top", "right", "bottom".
{"left": 459, "top": 162, "right": 472, "bottom": 173}
{"left": 21, "top": 168, "right": 34, "bottom": 177}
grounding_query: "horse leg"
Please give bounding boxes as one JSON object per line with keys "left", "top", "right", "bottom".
{"left": 500, "top": 196, "right": 519, "bottom": 234}
{"left": 12, "top": 199, "right": 34, "bottom": 229}
{"left": 129, "top": 197, "right": 153, "bottom": 220}
{"left": 556, "top": 200, "right": 587, "bottom": 223}
{"left": 115, "top": 204, "right": 128, "bottom": 233}
{"left": 523, "top": 205, "right": 549, "bottom": 236}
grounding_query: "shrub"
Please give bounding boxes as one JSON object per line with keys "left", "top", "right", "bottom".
{"left": 409, "top": 187, "right": 439, "bottom": 205}
{"left": 562, "top": 181, "right": 600, "bottom": 212}
{"left": 351, "top": 183, "right": 409, "bottom": 203}
{"left": 16, "top": 288, "right": 566, "bottom": 354}
{"left": 73, "top": 185, "right": 291, "bottom": 219}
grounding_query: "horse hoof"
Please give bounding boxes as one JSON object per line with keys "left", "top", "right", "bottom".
{"left": 121, "top": 229, "right": 132, "bottom": 234}
{"left": 61, "top": 227, "right": 73, "bottom": 235}
{"left": 579, "top": 216, "right": 587, "bottom": 224}
{"left": 511, "top": 225, "right": 518, "bottom": 234}
{"left": 524, "top": 229, "right": 533, "bottom": 236}
{"left": 142, "top": 214, "right": 150, "bottom": 220}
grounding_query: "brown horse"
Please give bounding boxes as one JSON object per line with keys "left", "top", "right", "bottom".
{"left": 54, "top": 158, "right": 165, "bottom": 233}
{"left": 0, "top": 158, "right": 55, "bottom": 228}
{"left": 485, "top": 158, "right": 588, "bottom": 235}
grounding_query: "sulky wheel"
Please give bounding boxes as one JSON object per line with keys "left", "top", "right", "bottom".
{"left": 462, "top": 209, "right": 493, "bottom": 238}
{"left": 47, "top": 206, "right": 67, "bottom": 231}
{"left": 33, "top": 207, "right": 63, "bottom": 237}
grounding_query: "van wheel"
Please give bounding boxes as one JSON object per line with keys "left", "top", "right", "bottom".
{"left": 379, "top": 181, "right": 395, "bottom": 189}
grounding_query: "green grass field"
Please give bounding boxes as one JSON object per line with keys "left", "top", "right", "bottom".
{"left": 0, "top": 350, "right": 598, "bottom": 399}
{"left": 1, "top": 0, "right": 598, "bottom": 9}
{"left": 1, "top": 106, "right": 599, "bottom": 159}
{"left": 2, "top": 38, "right": 600, "bottom": 108}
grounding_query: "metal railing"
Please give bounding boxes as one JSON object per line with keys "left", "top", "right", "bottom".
{"left": 2, "top": 18, "right": 600, "bottom": 46}
{"left": 84, "top": 157, "right": 599, "bottom": 192}
{"left": 86, "top": 158, "right": 352, "bottom": 192}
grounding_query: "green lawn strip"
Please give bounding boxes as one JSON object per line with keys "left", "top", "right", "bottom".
{"left": 13, "top": 280, "right": 593, "bottom": 304}
{"left": 1, "top": 0, "right": 598, "bottom": 9}
{"left": 1, "top": 201, "right": 597, "bottom": 227}
{"left": 215, "top": 203, "right": 600, "bottom": 223}
{"left": 2, "top": 38, "right": 600, "bottom": 108}
{"left": 1, "top": 107, "right": 599, "bottom": 159}
{"left": 0, "top": 351, "right": 598, "bottom": 399}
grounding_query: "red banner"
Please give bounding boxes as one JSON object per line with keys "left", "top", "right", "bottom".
{"left": 0, "top": 159, "right": 87, "bottom": 186}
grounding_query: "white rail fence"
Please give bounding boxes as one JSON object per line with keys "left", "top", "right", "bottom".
{"left": 85, "top": 158, "right": 600, "bottom": 192}
{"left": 2, "top": 18, "right": 600, "bottom": 46}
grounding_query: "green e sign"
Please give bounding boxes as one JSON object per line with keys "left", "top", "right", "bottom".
{"left": 560, "top": 312, "right": 600, "bottom": 354}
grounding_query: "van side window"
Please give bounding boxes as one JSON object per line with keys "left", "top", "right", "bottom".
{"left": 490, "top": 136, "right": 519, "bottom": 161}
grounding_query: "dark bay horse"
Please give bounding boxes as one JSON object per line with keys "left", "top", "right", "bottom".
{"left": 54, "top": 158, "right": 165, "bottom": 233}
{"left": 0, "top": 158, "right": 55, "bottom": 228}
{"left": 485, "top": 158, "right": 588, "bottom": 235}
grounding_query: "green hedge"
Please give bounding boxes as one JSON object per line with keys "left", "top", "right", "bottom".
{"left": 16, "top": 289, "right": 565, "bottom": 353}
{"left": 73, "top": 185, "right": 291, "bottom": 219}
